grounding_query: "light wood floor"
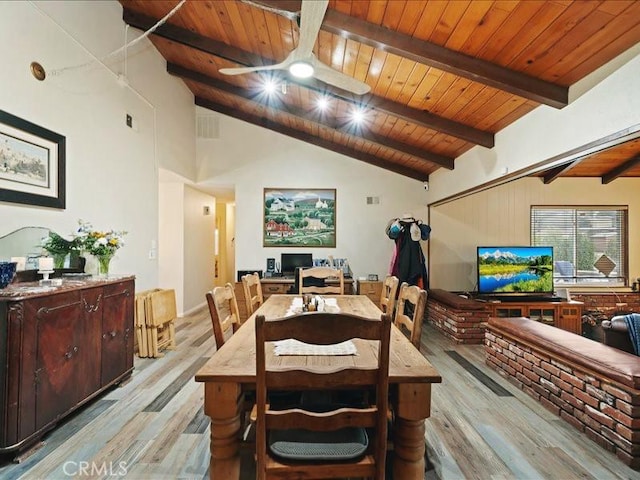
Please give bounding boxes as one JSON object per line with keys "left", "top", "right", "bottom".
{"left": 0, "top": 305, "right": 637, "bottom": 479}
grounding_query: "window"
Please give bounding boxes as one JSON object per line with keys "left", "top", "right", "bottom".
{"left": 531, "top": 206, "right": 628, "bottom": 286}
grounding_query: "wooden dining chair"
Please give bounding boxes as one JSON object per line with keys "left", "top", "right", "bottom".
{"left": 255, "top": 311, "right": 391, "bottom": 480}
{"left": 394, "top": 282, "right": 427, "bottom": 350}
{"left": 241, "top": 272, "right": 264, "bottom": 316}
{"left": 206, "top": 283, "right": 241, "bottom": 350}
{"left": 206, "top": 283, "right": 256, "bottom": 440}
{"left": 380, "top": 275, "right": 400, "bottom": 316}
{"left": 298, "top": 266, "right": 344, "bottom": 295}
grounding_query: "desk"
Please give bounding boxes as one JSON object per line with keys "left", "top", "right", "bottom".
{"left": 234, "top": 278, "right": 354, "bottom": 323}
{"left": 261, "top": 277, "right": 355, "bottom": 296}
{"left": 195, "top": 295, "right": 442, "bottom": 479}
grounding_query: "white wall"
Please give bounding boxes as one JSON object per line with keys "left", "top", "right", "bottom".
{"left": 0, "top": 1, "right": 195, "bottom": 291}
{"left": 225, "top": 203, "right": 236, "bottom": 284}
{"left": 158, "top": 176, "right": 216, "bottom": 315}
{"left": 183, "top": 185, "right": 215, "bottom": 313}
{"left": 197, "top": 114, "right": 430, "bottom": 281}
{"left": 158, "top": 181, "right": 184, "bottom": 312}
{"left": 430, "top": 177, "right": 640, "bottom": 291}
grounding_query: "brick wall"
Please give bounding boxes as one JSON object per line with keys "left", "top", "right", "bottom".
{"left": 428, "top": 291, "right": 639, "bottom": 343}
{"left": 485, "top": 328, "right": 640, "bottom": 469}
{"left": 427, "top": 295, "right": 490, "bottom": 344}
{"left": 572, "top": 292, "right": 640, "bottom": 317}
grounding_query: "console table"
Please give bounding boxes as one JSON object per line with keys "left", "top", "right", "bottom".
{"left": 0, "top": 276, "right": 135, "bottom": 453}
{"left": 234, "top": 277, "right": 354, "bottom": 322}
{"left": 261, "top": 277, "right": 354, "bottom": 296}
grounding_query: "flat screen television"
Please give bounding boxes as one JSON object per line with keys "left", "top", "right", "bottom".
{"left": 281, "top": 253, "right": 313, "bottom": 276}
{"left": 477, "top": 246, "right": 554, "bottom": 296}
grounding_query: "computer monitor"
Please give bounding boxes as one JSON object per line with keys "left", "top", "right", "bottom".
{"left": 281, "top": 253, "right": 313, "bottom": 276}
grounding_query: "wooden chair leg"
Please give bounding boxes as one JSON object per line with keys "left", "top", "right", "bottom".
{"left": 142, "top": 324, "right": 149, "bottom": 357}
{"left": 149, "top": 326, "right": 163, "bottom": 358}
{"left": 145, "top": 325, "right": 153, "bottom": 357}
{"left": 135, "top": 326, "right": 147, "bottom": 358}
{"left": 168, "top": 321, "right": 176, "bottom": 349}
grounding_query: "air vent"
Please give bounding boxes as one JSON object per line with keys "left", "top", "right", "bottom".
{"left": 366, "top": 196, "right": 380, "bottom": 205}
{"left": 197, "top": 114, "right": 219, "bottom": 139}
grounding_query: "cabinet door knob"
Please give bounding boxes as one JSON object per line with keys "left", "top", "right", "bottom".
{"left": 64, "top": 347, "right": 77, "bottom": 359}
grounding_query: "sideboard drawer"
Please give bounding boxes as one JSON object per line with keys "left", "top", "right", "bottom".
{"left": 262, "top": 284, "right": 288, "bottom": 295}
{"left": 357, "top": 281, "right": 382, "bottom": 304}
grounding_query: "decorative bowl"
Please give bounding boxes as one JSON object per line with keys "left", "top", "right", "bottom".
{"left": 0, "top": 262, "right": 17, "bottom": 289}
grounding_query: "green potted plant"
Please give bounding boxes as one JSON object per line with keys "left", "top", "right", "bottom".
{"left": 41, "top": 231, "right": 80, "bottom": 269}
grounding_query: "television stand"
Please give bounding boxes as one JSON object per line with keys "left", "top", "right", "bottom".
{"left": 486, "top": 298, "right": 583, "bottom": 334}
{"left": 483, "top": 295, "right": 563, "bottom": 303}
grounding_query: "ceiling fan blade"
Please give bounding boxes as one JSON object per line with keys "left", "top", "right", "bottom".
{"left": 240, "top": 0, "right": 300, "bottom": 22}
{"left": 311, "top": 58, "right": 371, "bottom": 95}
{"left": 296, "top": 0, "right": 329, "bottom": 58}
{"left": 219, "top": 62, "right": 288, "bottom": 76}
{"left": 219, "top": 50, "right": 298, "bottom": 76}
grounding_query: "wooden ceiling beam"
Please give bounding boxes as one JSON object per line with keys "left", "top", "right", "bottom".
{"left": 122, "top": 8, "right": 493, "bottom": 148}
{"left": 194, "top": 97, "right": 429, "bottom": 182}
{"left": 169, "top": 63, "right": 454, "bottom": 169}
{"left": 254, "top": 1, "right": 568, "bottom": 108}
{"left": 601, "top": 154, "right": 640, "bottom": 184}
{"left": 122, "top": 9, "right": 266, "bottom": 68}
{"left": 542, "top": 160, "right": 581, "bottom": 184}
{"left": 345, "top": 91, "right": 493, "bottom": 148}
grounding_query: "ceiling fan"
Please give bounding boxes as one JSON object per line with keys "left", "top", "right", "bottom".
{"left": 219, "top": 0, "right": 371, "bottom": 95}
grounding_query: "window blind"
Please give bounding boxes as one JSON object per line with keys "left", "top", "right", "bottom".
{"left": 531, "top": 206, "right": 628, "bottom": 285}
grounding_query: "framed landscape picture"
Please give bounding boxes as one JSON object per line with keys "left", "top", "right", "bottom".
{"left": 0, "top": 110, "right": 66, "bottom": 209}
{"left": 264, "top": 188, "right": 336, "bottom": 247}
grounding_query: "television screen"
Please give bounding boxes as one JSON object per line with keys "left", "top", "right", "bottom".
{"left": 281, "top": 253, "right": 313, "bottom": 276}
{"left": 477, "top": 246, "right": 554, "bottom": 295}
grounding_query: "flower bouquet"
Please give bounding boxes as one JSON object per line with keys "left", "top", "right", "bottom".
{"left": 76, "top": 220, "right": 127, "bottom": 275}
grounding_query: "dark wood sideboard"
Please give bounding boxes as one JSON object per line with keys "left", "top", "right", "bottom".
{"left": 0, "top": 276, "right": 135, "bottom": 453}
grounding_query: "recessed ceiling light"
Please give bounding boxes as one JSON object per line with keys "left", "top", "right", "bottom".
{"left": 316, "top": 96, "right": 329, "bottom": 110}
{"left": 351, "top": 108, "right": 365, "bottom": 124}
{"left": 289, "top": 61, "right": 314, "bottom": 79}
{"left": 263, "top": 79, "right": 277, "bottom": 94}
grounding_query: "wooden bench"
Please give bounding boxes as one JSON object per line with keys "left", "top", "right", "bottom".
{"left": 486, "top": 316, "right": 640, "bottom": 469}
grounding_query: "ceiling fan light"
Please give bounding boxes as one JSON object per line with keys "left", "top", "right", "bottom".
{"left": 289, "top": 61, "right": 314, "bottom": 78}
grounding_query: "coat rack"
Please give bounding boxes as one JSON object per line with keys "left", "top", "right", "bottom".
{"left": 386, "top": 213, "right": 430, "bottom": 288}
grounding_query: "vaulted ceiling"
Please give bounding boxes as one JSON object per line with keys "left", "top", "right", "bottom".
{"left": 119, "top": 0, "right": 640, "bottom": 182}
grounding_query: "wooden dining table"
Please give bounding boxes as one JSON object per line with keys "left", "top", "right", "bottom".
{"left": 195, "top": 294, "right": 442, "bottom": 479}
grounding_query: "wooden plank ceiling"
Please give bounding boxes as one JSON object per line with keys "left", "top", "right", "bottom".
{"left": 119, "top": 0, "right": 640, "bottom": 182}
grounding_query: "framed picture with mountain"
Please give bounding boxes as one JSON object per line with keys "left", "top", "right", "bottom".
{"left": 263, "top": 188, "right": 336, "bottom": 247}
